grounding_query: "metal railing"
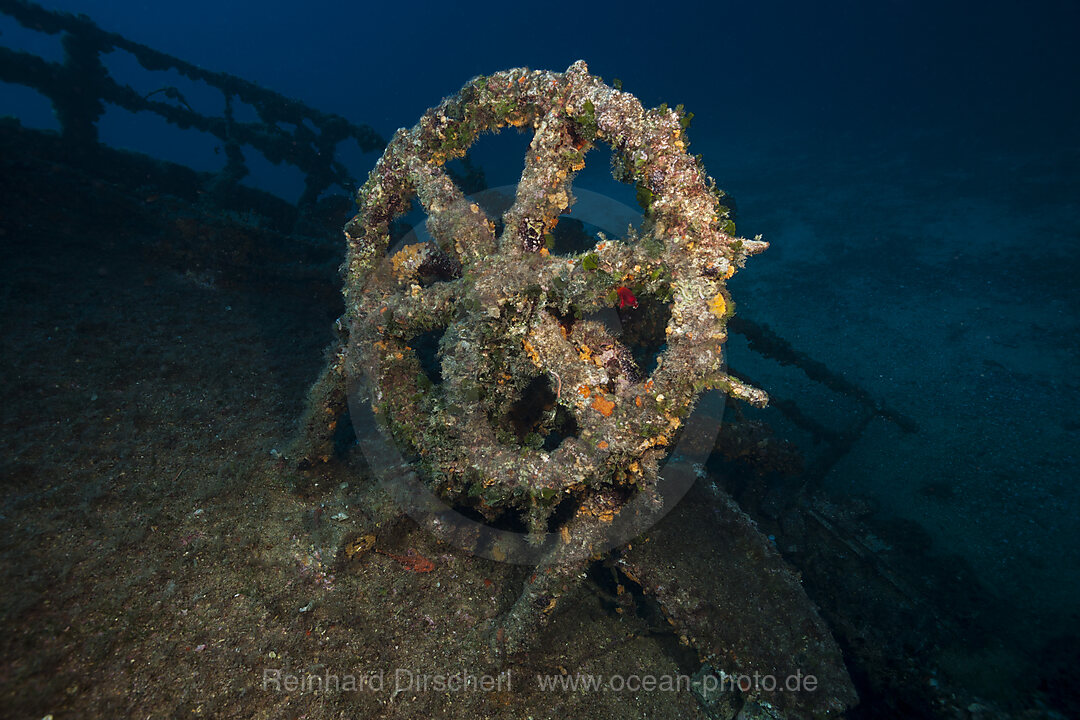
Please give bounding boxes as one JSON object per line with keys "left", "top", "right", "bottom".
{"left": 0, "top": 0, "right": 384, "bottom": 219}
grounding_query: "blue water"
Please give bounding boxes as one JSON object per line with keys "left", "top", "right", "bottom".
{"left": 2, "top": 0, "right": 1079, "bottom": 717}
{"left": 10, "top": 0, "right": 1079, "bottom": 183}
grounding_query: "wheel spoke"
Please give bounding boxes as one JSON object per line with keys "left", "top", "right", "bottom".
{"left": 408, "top": 157, "right": 496, "bottom": 268}
{"left": 368, "top": 275, "right": 464, "bottom": 339}
{"left": 500, "top": 106, "right": 590, "bottom": 254}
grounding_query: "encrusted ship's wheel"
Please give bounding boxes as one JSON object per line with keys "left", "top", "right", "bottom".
{"left": 292, "top": 60, "right": 768, "bottom": 650}
{"left": 334, "top": 60, "right": 766, "bottom": 530}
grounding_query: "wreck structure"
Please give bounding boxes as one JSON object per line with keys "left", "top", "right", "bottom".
{"left": 290, "top": 61, "right": 864, "bottom": 715}
{"left": 2, "top": 3, "right": 929, "bottom": 712}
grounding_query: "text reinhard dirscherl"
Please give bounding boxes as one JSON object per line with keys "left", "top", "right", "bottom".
{"left": 260, "top": 668, "right": 820, "bottom": 696}
{"left": 262, "top": 668, "right": 511, "bottom": 695}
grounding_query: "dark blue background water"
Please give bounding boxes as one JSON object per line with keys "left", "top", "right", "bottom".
{"left": 7, "top": 0, "right": 1079, "bottom": 184}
